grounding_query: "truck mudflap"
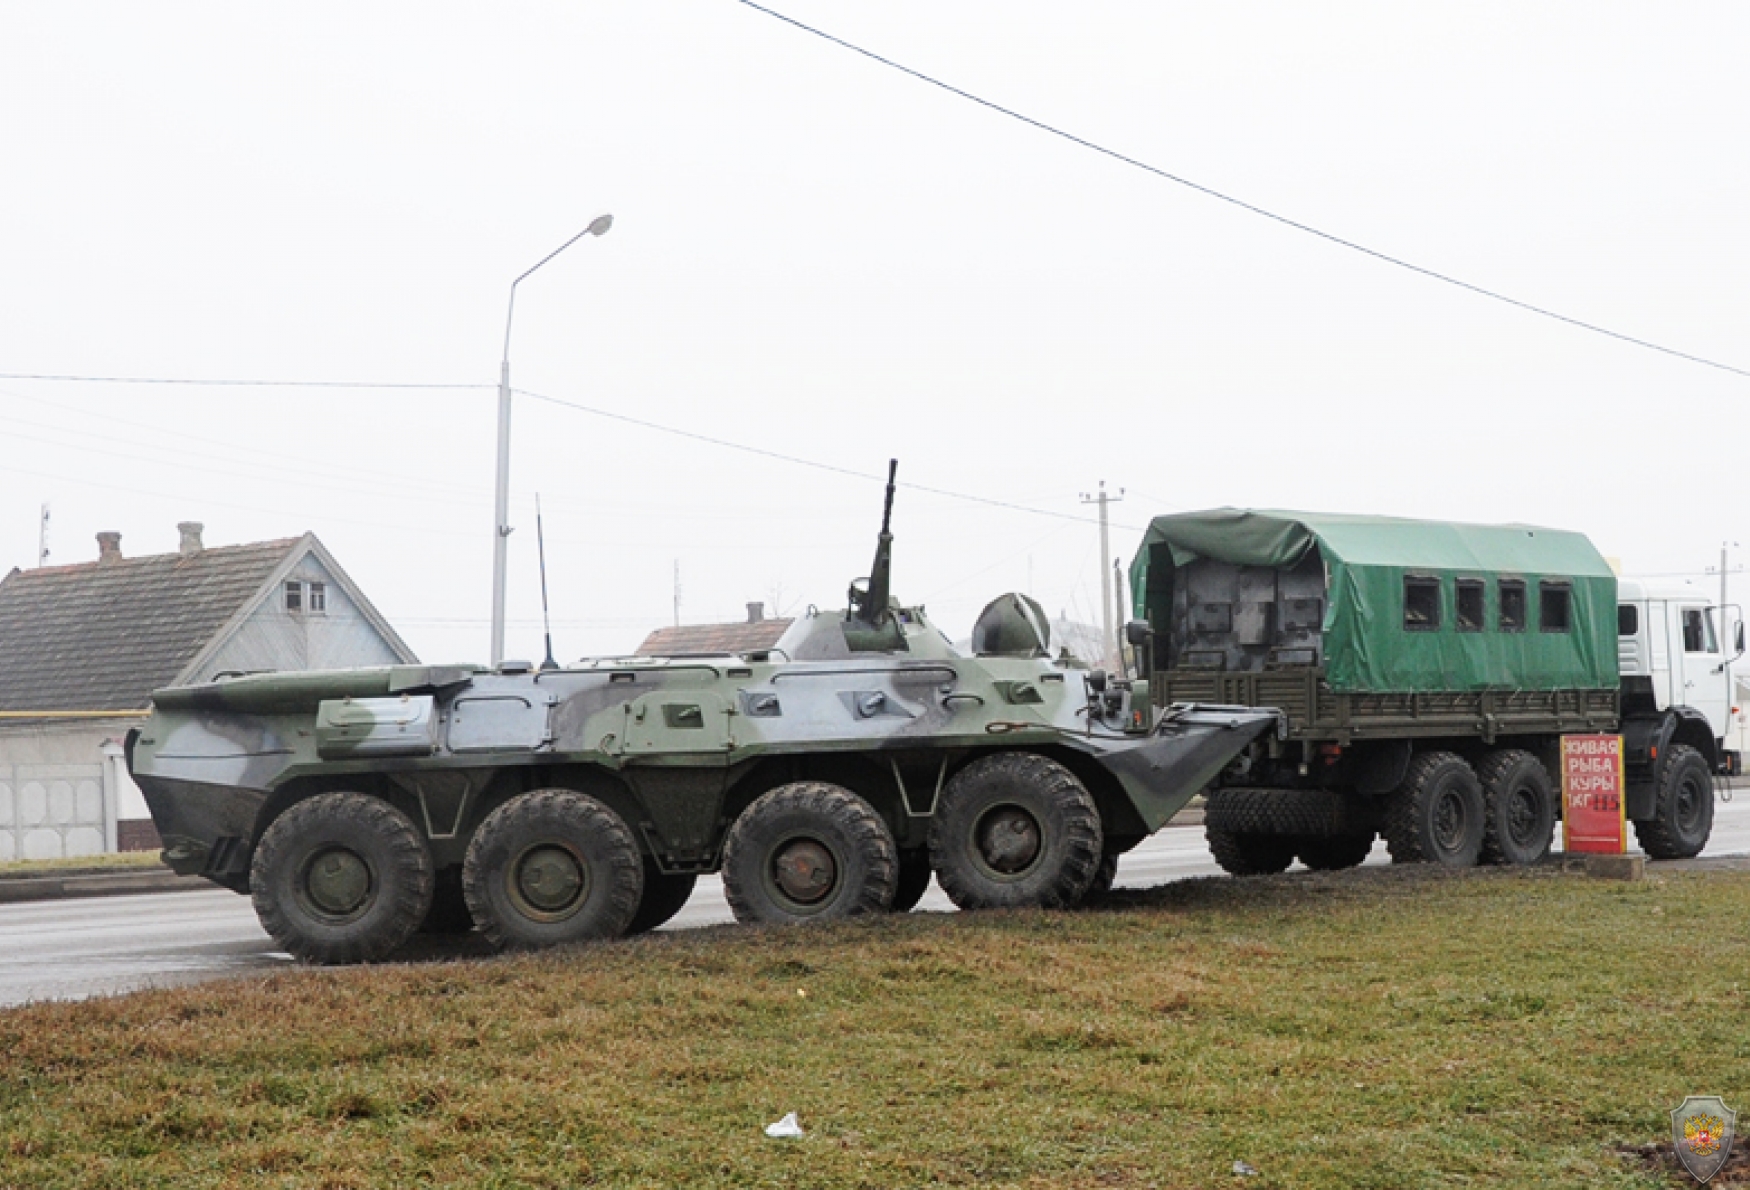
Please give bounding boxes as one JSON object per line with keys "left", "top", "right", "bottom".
{"left": 1087, "top": 704, "right": 1283, "bottom": 833}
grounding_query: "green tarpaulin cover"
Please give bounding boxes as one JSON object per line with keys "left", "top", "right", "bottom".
{"left": 1130, "top": 509, "right": 1617, "bottom": 693}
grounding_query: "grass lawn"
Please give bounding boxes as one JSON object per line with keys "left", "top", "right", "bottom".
{"left": 0, "top": 851, "right": 165, "bottom": 878}
{"left": 1, "top": 863, "right": 1744, "bottom": 1189}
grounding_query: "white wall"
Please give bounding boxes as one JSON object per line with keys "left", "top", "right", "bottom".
{"left": 0, "top": 718, "right": 140, "bottom": 860}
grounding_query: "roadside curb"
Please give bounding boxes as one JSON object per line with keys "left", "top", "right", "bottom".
{"left": 0, "top": 869, "right": 204, "bottom": 905}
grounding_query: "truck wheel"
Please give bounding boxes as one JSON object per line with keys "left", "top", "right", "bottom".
{"left": 1633, "top": 743, "right": 1714, "bottom": 859}
{"left": 1076, "top": 853, "right": 1121, "bottom": 906}
{"left": 1477, "top": 750, "right": 1555, "bottom": 866}
{"left": 1383, "top": 752, "right": 1485, "bottom": 867}
{"left": 419, "top": 866, "right": 476, "bottom": 935}
{"left": 625, "top": 860, "right": 697, "bottom": 935}
{"left": 250, "top": 792, "right": 434, "bottom": 965}
{"left": 462, "top": 789, "right": 644, "bottom": 951}
{"left": 928, "top": 752, "right": 1103, "bottom": 910}
{"left": 1204, "top": 787, "right": 1366, "bottom": 837}
{"left": 889, "top": 852, "right": 933, "bottom": 913}
{"left": 1205, "top": 827, "right": 1296, "bottom": 875}
{"left": 1297, "top": 832, "right": 1374, "bottom": 871}
{"left": 722, "top": 782, "right": 898, "bottom": 924}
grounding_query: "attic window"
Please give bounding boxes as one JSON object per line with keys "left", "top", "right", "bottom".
{"left": 1403, "top": 576, "right": 1440, "bottom": 631}
{"left": 284, "top": 581, "right": 302, "bottom": 612}
{"left": 309, "top": 582, "right": 327, "bottom": 613}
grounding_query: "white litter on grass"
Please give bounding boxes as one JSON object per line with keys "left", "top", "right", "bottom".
{"left": 764, "top": 1112, "right": 804, "bottom": 1139}
{"left": 1232, "top": 1159, "right": 1260, "bottom": 1176}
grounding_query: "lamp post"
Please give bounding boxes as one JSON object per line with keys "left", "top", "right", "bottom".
{"left": 491, "top": 213, "right": 613, "bottom": 665}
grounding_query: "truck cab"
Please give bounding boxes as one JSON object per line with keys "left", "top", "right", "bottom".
{"left": 1616, "top": 577, "right": 1742, "bottom": 774}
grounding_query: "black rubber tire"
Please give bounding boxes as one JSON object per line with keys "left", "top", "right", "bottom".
{"left": 419, "top": 866, "right": 476, "bottom": 935}
{"left": 928, "top": 752, "right": 1103, "bottom": 910}
{"left": 1633, "top": 743, "right": 1714, "bottom": 859}
{"left": 1477, "top": 749, "right": 1555, "bottom": 866}
{"left": 889, "top": 852, "right": 933, "bottom": 913}
{"left": 462, "top": 789, "right": 643, "bottom": 951}
{"left": 721, "top": 782, "right": 897, "bottom": 924}
{"left": 625, "top": 860, "right": 698, "bottom": 935}
{"left": 250, "top": 792, "right": 434, "bottom": 965}
{"left": 1075, "top": 853, "right": 1120, "bottom": 906}
{"left": 1383, "top": 751, "right": 1485, "bottom": 867}
{"left": 1205, "top": 788, "right": 1371, "bottom": 837}
{"left": 1205, "top": 827, "right": 1296, "bottom": 875}
{"left": 1296, "top": 832, "right": 1374, "bottom": 871}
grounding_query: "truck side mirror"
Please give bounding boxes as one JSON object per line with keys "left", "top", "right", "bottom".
{"left": 1736, "top": 620, "right": 1745, "bottom": 657}
{"left": 1125, "top": 620, "right": 1152, "bottom": 648}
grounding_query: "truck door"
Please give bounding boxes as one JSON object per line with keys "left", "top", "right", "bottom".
{"left": 1676, "top": 603, "right": 1729, "bottom": 739}
{"left": 1646, "top": 600, "right": 1672, "bottom": 709}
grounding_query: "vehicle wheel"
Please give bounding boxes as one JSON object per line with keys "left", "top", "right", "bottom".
{"left": 462, "top": 789, "right": 643, "bottom": 951}
{"left": 1383, "top": 752, "right": 1485, "bottom": 867}
{"left": 1205, "top": 827, "right": 1296, "bottom": 875}
{"left": 889, "top": 852, "right": 933, "bottom": 913}
{"left": 1634, "top": 743, "right": 1714, "bottom": 859}
{"left": 1477, "top": 749, "right": 1555, "bottom": 866}
{"left": 419, "top": 866, "right": 476, "bottom": 935}
{"left": 721, "top": 782, "right": 897, "bottom": 924}
{"left": 625, "top": 860, "right": 697, "bottom": 935}
{"left": 1076, "top": 852, "right": 1121, "bottom": 906}
{"left": 250, "top": 792, "right": 434, "bottom": 965}
{"left": 1296, "top": 832, "right": 1374, "bottom": 871}
{"left": 928, "top": 752, "right": 1103, "bottom": 910}
{"left": 1205, "top": 787, "right": 1362, "bottom": 837}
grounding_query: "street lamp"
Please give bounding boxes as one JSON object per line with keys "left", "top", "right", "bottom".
{"left": 491, "top": 213, "right": 613, "bottom": 665}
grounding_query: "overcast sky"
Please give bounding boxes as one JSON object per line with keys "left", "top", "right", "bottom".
{"left": 3, "top": 1, "right": 1747, "bottom": 664}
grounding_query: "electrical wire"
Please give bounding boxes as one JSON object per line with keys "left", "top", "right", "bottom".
{"left": 516, "top": 385, "right": 1141, "bottom": 529}
{"left": 0, "top": 372, "right": 488, "bottom": 390}
{"left": 733, "top": 0, "right": 1750, "bottom": 382}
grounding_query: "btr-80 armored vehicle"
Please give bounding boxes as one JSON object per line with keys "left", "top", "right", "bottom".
{"left": 129, "top": 465, "right": 1276, "bottom": 964}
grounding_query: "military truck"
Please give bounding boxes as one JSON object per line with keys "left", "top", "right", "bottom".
{"left": 1126, "top": 509, "right": 1733, "bottom": 874}
{"left": 128, "top": 466, "right": 1277, "bottom": 964}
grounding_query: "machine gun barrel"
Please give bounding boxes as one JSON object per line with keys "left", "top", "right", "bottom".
{"left": 861, "top": 458, "right": 897, "bottom": 621}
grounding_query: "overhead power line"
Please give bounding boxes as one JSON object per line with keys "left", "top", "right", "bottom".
{"left": 516, "top": 385, "right": 1141, "bottom": 531}
{"left": 734, "top": 0, "right": 1750, "bottom": 382}
{"left": 0, "top": 372, "right": 489, "bottom": 390}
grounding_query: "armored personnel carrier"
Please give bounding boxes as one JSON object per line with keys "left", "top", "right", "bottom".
{"left": 129, "top": 465, "right": 1276, "bottom": 964}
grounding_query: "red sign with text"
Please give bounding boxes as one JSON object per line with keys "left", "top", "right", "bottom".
{"left": 1561, "top": 734, "right": 1627, "bottom": 854}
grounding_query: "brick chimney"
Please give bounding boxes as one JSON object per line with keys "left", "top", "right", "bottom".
{"left": 747, "top": 601, "right": 765, "bottom": 623}
{"left": 178, "top": 521, "right": 204, "bottom": 556}
{"left": 96, "top": 531, "right": 122, "bottom": 564}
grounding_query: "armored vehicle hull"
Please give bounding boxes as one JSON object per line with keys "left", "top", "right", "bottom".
{"left": 130, "top": 637, "right": 1274, "bottom": 962}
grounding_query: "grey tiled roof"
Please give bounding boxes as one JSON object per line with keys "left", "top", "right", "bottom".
{"left": 635, "top": 619, "right": 793, "bottom": 657}
{"left": 0, "top": 540, "right": 297, "bottom": 713}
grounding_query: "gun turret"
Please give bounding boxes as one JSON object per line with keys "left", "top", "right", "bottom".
{"left": 844, "top": 459, "right": 906, "bottom": 652}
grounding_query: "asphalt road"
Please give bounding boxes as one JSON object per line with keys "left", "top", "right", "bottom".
{"left": 5, "top": 796, "right": 1749, "bottom": 1010}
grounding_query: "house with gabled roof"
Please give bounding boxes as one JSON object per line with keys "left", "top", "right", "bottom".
{"left": 0, "top": 522, "right": 417, "bottom": 859}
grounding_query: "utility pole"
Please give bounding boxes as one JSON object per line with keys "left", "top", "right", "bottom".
{"left": 491, "top": 213, "right": 613, "bottom": 666}
{"left": 1080, "top": 481, "right": 1124, "bottom": 665}
{"left": 1113, "top": 559, "right": 1129, "bottom": 675}
{"left": 673, "top": 559, "right": 682, "bottom": 628}
{"left": 1721, "top": 542, "right": 1736, "bottom": 622}
{"left": 36, "top": 503, "right": 49, "bottom": 567}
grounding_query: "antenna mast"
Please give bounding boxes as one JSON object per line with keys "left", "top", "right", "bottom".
{"left": 535, "top": 495, "right": 558, "bottom": 671}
